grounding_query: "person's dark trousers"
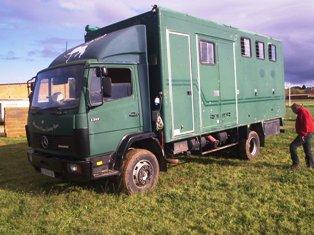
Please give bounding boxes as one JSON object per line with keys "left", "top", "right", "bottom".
{"left": 290, "top": 133, "right": 314, "bottom": 167}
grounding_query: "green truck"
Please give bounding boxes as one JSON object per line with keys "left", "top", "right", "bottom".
{"left": 26, "top": 6, "right": 285, "bottom": 194}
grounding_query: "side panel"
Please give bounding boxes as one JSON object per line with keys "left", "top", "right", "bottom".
{"left": 236, "top": 33, "right": 285, "bottom": 125}
{"left": 158, "top": 9, "right": 285, "bottom": 143}
{"left": 166, "top": 30, "right": 194, "bottom": 137}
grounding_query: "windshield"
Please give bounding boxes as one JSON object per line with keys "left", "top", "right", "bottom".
{"left": 31, "top": 65, "right": 84, "bottom": 110}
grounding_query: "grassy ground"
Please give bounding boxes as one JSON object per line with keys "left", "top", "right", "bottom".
{"left": 285, "top": 99, "right": 314, "bottom": 107}
{"left": 0, "top": 104, "right": 313, "bottom": 233}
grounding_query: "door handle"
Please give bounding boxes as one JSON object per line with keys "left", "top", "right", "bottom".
{"left": 129, "top": 112, "right": 139, "bottom": 117}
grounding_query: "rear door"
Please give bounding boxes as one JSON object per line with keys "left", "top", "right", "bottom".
{"left": 166, "top": 30, "right": 194, "bottom": 137}
{"left": 197, "top": 35, "right": 237, "bottom": 131}
{"left": 198, "top": 36, "right": 220, "bottom": 130}
{"left": 218, "top": 39, "right": 237, "bottom": 127}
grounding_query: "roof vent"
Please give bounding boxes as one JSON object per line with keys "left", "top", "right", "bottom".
{"left": 85, "top": 25, "right": 100, "bottom": 33}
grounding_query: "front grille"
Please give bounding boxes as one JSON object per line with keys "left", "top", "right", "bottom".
{"left": 30, "top": 133, "right": 74, "bottom": 152}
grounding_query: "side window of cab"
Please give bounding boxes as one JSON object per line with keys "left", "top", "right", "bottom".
{"left": 89, "top": 67, "right": 133, "bottom": 105}
{"left": 106, "top": 68, "right": 132, "bottom": 100}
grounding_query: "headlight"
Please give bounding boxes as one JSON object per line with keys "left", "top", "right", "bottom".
{"left": 68, "top": 163, "right": 82, "bottom": 174}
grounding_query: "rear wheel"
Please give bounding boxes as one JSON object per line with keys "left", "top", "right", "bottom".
{"left": 120, "top": 149, "right": 159, "bottom": 194}
{"left": 239, "top": 130, "right": 260, "bottom": 160}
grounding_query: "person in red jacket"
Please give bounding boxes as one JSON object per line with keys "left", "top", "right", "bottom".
{"left": 290, "top": 103, "right": 314, "bottom": 170}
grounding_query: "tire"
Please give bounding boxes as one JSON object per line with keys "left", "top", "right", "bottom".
{"left": 120, "top": 148, "right": 159, "bottom": 194}
{"left": 239, "top": 130, "right": 260, "bottom": 160}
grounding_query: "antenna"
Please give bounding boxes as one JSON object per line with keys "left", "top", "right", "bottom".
{"left": 65, "top": 41, "right": 68, "bottom": 52}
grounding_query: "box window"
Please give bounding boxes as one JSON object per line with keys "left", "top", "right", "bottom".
{"left": 199, "top": 40, "right": 215, "bottom": 65}
{"left": 256, "top": 41, "right": 265, "bottom": 59}
{"left": 241, "top": 37, "right": 251, "bottom": 57}
{"left": 268, "top": 44, "right": 276, "bottom": 61}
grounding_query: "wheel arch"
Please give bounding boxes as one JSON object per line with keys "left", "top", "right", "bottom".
{"left": 114, "top": 132, "right": 167, "bottom": 172}
{"left": 238, "top": 123, "right": 265, "bottom": 147}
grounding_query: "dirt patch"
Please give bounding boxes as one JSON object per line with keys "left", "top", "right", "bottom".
{"left": 0, "top": 125, "right": 5, "bottom": 139}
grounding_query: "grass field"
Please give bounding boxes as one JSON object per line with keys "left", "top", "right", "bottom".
{"left": 285, "top": 99, "right": 314, "bottom": 107}
{"left": 0, "top": 103, "right": 313, "bottom": 233}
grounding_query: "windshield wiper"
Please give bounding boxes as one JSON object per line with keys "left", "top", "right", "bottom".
{"left": 50, "top": 106, "right": 77, "bottom": 115}
{"left": 45, "top": 106, "right": 66, "bottom": 115}
{"left": 31, "top": 105, "right": 77, "bottom": 115}
{"left": 30, "top": 107, "right": 43, "bottom": 115}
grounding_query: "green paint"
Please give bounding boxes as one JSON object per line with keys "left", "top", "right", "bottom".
{"left": 157, "top": 8, "right": 284, "bottom": 142}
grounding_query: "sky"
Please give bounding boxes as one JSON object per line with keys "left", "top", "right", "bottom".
{"left": 0, "top": 0, "right": 313, "bottom": 87}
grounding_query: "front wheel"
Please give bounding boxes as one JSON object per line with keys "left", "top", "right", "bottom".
{"left": 120, "top": 149, "right": 159, "bottom": 194}
{"left": 239, "top": 130, "right": 260, "bottom": 160}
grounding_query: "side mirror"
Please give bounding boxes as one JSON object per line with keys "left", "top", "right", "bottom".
{"left": 27, "top": 77, "right": 36, "bottom": 93}
{"left": 30, "top": 82, "right": 35, "bottom": 92}
{"left": 27, "top": 76, "right": 36, "bottom": 103}
{"left": 96, "top": 67, "right": 107, "bottom": 77}
{"left": 102, "top": 77, "right": 112, "bottom": 98}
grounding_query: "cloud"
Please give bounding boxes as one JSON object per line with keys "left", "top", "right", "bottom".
{"left": 27, "top": 37, "right": 82, "bottom": 59}
{"left": 1, "top": 0, "right": 313, "bottom": 84}
{"left": 28, "top": 46, "right": 63, "bottom": 58}
{"left": 0, "top": 50, "right": 19, "bottom": 60}
{"left": 0, "top": 22, "right": 18, "bottom": 30}
{"left": 27, "top": 48, "right": 60, "bottom": 58}
{"left": 150, "top": 0, "right": 314, "bottom": 84}
{"left": 37, "top": 37, "right": 81, "bottom": 48}
{"left": 0, "top": 0, "right": 138, "bottom": 29}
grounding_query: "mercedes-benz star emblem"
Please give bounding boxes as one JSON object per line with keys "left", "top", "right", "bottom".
{"left": 41, "top": 136, "right": 49, "bottom": 149}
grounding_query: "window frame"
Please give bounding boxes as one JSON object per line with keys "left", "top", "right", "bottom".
{"left": 240, "top": 37, "right": 252, "bottom": 58}
{"left": 268, "top": 44, "right": 277, "bottom": 62}
{"left": 199, "top": 40, "right": 216, "bottom": 65}
{"left": 255, "top": 41, "right": 265, "bottom": 60}
{"left": 88, "top": 68, "right": 104, "bottom": 107}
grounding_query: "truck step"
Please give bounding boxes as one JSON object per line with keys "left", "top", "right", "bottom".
{"left": 92, "top": 170, "right": 120, "bottom": 179}
{"left": 201, "top": 143, "right": 238, "bottom": 155}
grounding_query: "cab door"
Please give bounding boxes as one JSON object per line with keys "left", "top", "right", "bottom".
{"left": 87, "top": 65, "right": 142, "bottom": 156}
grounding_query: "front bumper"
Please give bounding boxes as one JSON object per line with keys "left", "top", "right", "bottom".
{"left": 27, "top": 149, "right": 119, "bottom": 181}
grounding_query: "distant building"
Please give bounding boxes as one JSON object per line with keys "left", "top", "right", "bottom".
{"left": 305, "top": 87, "right": 314, "bottom": 95}
{"left": 0, "top": 83, "right": 29, "bottom": 123}
{"left": 0, "top": 82, "right": 28, "bottom": 99}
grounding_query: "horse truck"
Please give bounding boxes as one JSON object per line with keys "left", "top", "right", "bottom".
{"left": 26, "top": 6, "right": 285, "bottom": 194}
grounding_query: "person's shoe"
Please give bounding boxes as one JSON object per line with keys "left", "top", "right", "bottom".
{"left": 290, "top": 164, "right": 300, "bottom": 171}
{"left": 166, "top": 158, "right": 180, "bottom": 165}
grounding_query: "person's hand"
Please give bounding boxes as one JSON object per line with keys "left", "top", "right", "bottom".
{"left": 301, "top": 136, "right": 305, "bottom": 142}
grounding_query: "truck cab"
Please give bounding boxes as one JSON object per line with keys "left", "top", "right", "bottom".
{"left": 26, "top": 25, "right": 165, "bottom": 194}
